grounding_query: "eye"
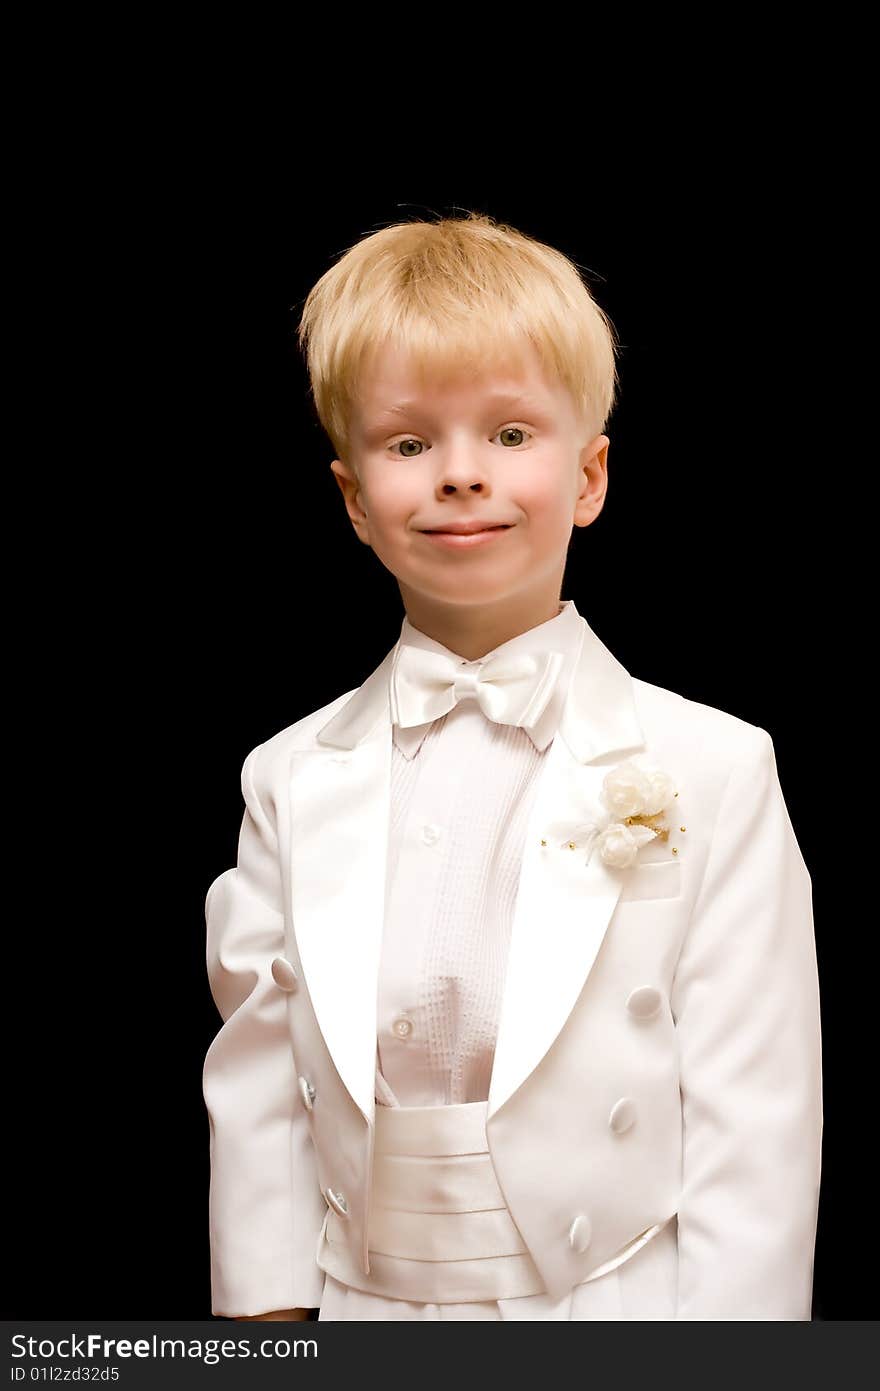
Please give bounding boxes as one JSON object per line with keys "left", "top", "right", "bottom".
{"left": 494, "top": 425, "right": 532, "bottom": 448}
{"left": 391, "top": 438, "right": 425, "bottom": 458}
{"left": 388, "top": 425, "right": 533, "bottom": 458}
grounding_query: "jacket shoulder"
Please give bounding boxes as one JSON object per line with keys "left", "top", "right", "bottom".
{"left": 631, "top": 675, "right": 772, "bottom": 771}
{"left": 238, "top": 685, "right": 361, "bottom": 801}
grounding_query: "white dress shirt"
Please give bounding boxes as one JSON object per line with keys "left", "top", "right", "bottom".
{"left": 375, "top": 597, "right": 585, "bottom": 1107}
{"left": 319, "top": 598, "right": 595, "bottom": 1320}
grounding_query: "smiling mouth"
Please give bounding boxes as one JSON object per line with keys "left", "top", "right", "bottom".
{"left": 421, "top": 525, "right": 512, "bottom": 534}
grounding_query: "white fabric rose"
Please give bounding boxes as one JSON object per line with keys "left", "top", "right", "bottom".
{"left": 641, "top": 768, "right": 676, "bottom": 817}
{"left": 600, "top": 758, "right": 675, "bottom": 819}
{"left": 598, "top": 820, "right": 659, "bottom": 868}
{"left": 600, "top": 760, "right": 653, "bottom": 818}
{"left": 552, "top": 757, "right": 678, "bottom": 870}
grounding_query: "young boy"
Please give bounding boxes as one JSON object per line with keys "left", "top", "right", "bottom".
{"left": 202, "top": 212, "right": 822, "bottom": 1321}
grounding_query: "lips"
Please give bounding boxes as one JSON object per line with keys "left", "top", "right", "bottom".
{"left": 421, "top": 524, "right": 512, "bottom": 535}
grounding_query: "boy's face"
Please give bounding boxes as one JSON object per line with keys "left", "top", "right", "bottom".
{"left": 330, "top": 341, "right": 609, "bottom": 647}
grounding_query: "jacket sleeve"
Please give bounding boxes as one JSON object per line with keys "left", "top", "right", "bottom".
{"left": 202, "top": 743, "right": 327, "bottom": 1317}
{"left": 669, "top": 727, "right": 823, "bottom": 1319}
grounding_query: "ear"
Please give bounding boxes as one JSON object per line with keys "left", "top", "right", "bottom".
{"left": 330, "top": 459, "right": 372, "bottom": 545}
{"left": 573, "top": 435, "right": 610, "bottom": 528}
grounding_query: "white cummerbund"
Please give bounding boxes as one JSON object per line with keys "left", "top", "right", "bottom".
{"left": 315, "top": 1098, "right": 672, "bottom": 1304}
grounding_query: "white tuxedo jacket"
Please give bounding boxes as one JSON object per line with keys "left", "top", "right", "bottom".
{"left": 202, "top": 613, "right": 823, "bottom": 1320}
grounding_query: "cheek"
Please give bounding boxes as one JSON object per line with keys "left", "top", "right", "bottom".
{"left": 513, "top": 475, "right": 575, "bottom": 534}
{"left": 362, "top": 475, "right": 416, "bottom": 534}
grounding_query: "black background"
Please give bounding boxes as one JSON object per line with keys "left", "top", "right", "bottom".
{"left": 6, "top": 154, "right": 865, "bottom": 1320}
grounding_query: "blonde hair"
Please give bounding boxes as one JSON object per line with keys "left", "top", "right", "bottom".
{"left": 296, "top": 210, "right": 620, "bottom": 463}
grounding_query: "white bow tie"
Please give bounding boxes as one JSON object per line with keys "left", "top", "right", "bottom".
{"left": 390, "top": 643, "right": 565, "bottom": 737}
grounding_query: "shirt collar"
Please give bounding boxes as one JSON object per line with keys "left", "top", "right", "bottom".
{"left": 392, "top": 598, "right": 584, "bottom": 760}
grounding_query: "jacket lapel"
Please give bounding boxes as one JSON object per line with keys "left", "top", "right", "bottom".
{"left": 287, "top": 650, "right": 396, "bottom": 1128}
{"left": 288, "top": 615, "right": 647, "bottom": 1129}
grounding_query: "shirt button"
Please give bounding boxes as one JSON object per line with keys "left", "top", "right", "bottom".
{"left": 626, "top": 985, "right": 662, "bottom": 1019}
{"left": 298, "top": 1076, "right": 316, "bottom": 1112}
{"left": 392, "top": 1015, "right": 414, "bottom": 1039}
{"left": 325, "top": 1187, "right": 349, "bottom": 1218}
{"left": 608, "top": 1097, "right": 637, "bottom": 1134}
{"left": 422, "top": 824, "right": 441, "bottom": 845}
{"left": 568, "top": 1214, "right": 592, "bottom": 1252}
{"left": 271, "top": 957, "right": 299, "bottom": 992}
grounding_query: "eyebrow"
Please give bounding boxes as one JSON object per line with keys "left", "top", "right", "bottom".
{"left": 375, "top": 391, "right": 546, "bottom": 418}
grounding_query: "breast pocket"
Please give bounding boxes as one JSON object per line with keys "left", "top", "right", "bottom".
{"left": 618, "top": 859, "right": 681, "bottom": 902}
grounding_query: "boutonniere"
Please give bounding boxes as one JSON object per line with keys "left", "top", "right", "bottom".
{"left": 548, "top": 758, "right": 680, "bottom": 869}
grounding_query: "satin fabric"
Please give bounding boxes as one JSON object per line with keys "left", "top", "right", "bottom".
{"left": 315, "top": 1096, "right": 678, "bottom": 1319}
{"left": 318, "top": 1219, "right": 680, "bottom": 1321}
{"left": 390, "top": 643, "right": 565, "bottom": 746}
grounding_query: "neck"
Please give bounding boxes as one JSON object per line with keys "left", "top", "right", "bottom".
{"left": 399, "top": 589, "right": 565, "bottom": 661}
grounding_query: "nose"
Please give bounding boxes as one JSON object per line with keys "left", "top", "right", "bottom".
{"left": 435, "top": 444, "right": 491, "bottom": 496}
{"left": 440, "top": 480, "right": 486, "bottom": 495}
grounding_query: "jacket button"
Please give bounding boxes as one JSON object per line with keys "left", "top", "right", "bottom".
{"left": 609, "top": 1097, "right": 637, "bottom": 1133}
{"left": 626, "top": 985, "right": 662, "bottom": 1019}
{"left": 298, "top": 1076, "right": 316, "bottom": 1112}
{"left": 325, "top": 1187, "right": 349, "bottom": 1218}
{"left": 271, "top": 957, "right": 299, "bottom": 992}
{"left": 569, "top": 1214, "right": 592, "bottom": 1252}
